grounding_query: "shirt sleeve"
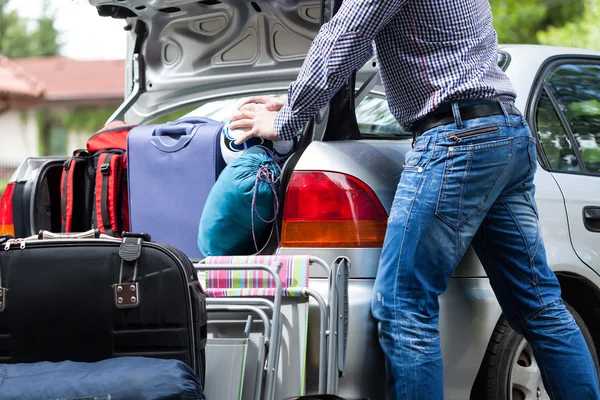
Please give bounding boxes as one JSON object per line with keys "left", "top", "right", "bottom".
{"left": 274, "top": 0, "right": 408, "bottom": 140}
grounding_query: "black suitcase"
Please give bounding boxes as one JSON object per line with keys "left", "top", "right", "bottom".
{"left": 0, "top": 230, "right": 207, "bottom": 386}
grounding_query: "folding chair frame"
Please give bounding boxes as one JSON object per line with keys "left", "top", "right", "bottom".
{"left": 197, "top": 262, "right": 283, "bottom": 400}
{"left": 206, "top": 304, "right": 271, "bottom": 400}
{"left": 196, "top": 256, "right": 351, "bottom": 399}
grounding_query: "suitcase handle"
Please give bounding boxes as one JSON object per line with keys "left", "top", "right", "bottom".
{"left": 122, "top": 231, "right": 152, "bottom": 241}
{"left": 150, "top": 122, "right": 201, "bottom": 153}
{"left": 37, "top": 229, "right": 102, "bottom": 240}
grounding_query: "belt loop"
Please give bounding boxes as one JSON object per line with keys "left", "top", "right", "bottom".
{"left": 451, "top": 102, "right": 463, "bottom": 129}
{"left": 499, "top": 101, "right": 514, "bottom": 127}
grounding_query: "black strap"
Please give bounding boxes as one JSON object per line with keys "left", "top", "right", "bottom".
{"left": 413, "top": 102, "right": 521, "bottom": 136}
{"left": 100, "top": 153, "right": 114, "bottom": 236}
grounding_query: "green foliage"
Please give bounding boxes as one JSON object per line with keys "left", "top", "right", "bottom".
{"left": 537, "top": 0, "right": 600, "bottom": 50}
{"left": 490, "top": 0, "right": 599, "bottom": 50}
{"left": 34, "top": 107, "right": 114, "bottom": 155}
{"left": 490, "top": 0, "right": 548, "bottom": 44}
{"left": 0, "top": 0, "right": 61, "bottom": 58}
{"left": 61, "top": 107, "right": 116, "bottom": 133}
{"left": 35, "top": 108, "right": 53, "bottom": 156}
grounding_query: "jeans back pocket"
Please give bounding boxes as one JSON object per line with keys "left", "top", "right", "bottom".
{"left": 435, "top": 137, "right": 514, "bottom": 228}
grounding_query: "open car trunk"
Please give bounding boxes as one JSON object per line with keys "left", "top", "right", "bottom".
{"left": 88, "top": 0, "right": 369, "bottom": 256}
{"left": 91, "top": 0, "right": 325, "bottom": 123}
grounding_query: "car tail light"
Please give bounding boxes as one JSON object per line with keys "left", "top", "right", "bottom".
{"left": 0, "top": 182, "right": 15, "bottom": 236}
{"left": 281, "top": 171, "right": 388, "bottom": 248}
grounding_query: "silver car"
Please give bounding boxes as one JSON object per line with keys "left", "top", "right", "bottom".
{"left": 3, "top": 1, "right": 600, "bottom": 399}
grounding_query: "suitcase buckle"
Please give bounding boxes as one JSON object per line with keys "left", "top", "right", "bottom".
{"left": 100, "top": 163, "right": 111, "bottom": 175}
{"left": 0, "top": 287, "right": 5, "bottom": 313}
{"left": 114, "top": 282, "right": 139, "bottom": 309}
{"left": 114, "top": 237, "right": 142, "bottom": 309}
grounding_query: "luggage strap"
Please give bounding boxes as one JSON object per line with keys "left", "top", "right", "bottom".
{"left": 0, "top": 262, "right": 4, "bottom": 313}
{"left": 114, "top": 235, "right": 143, "bottom": 309}
{"left": 95, "top": 152, "right": 123, "bottom": 237}
{"left": 60, "top": 152, "right": 82, "bottom": 233}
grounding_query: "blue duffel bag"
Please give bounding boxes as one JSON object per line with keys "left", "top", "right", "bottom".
{"left": 198, "top": 149, "right": 280, "bottom": 256}
{"left": 0, "top": 357, "right": 206, "bottom": 400}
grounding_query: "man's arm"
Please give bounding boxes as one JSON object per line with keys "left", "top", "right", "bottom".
{"left": 274, "top": 0, "right": 408, "bottom": 140}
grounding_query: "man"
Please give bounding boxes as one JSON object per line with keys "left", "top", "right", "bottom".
{"left": 229, "top": 0, "right": 600, "bottom": 398}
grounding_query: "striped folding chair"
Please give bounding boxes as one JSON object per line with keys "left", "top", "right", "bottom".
{"left": 195, "top": 255, "right": 350, "bottom": 400}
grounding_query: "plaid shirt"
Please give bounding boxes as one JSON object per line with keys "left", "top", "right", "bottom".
{"left": 274, "top": 0, "right": 517, "bottom": 141}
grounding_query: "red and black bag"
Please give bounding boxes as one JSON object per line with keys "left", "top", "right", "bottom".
{"left": 60, "top": 121, "right": 136, "bottom": 236}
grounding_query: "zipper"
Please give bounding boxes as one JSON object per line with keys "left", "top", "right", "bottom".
{"left": 449, "top": 126, "right": 499, "bottom": 142}
{"left": 145, "top": 242, "right": 199, "bottom": 374}
{"left": 158, "top": 243, "right": 200, "bottom": 283}
{"left": 4, "top": 239, "right": 25, "bottom": 250}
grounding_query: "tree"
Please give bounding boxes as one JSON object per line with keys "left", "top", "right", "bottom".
{"left": 489, "top": 0, "right": 599, "bottom": 50}
{"left": 490, "top": 0, "right": 548, "bottom": 44}
{"left": 0, "top": 0, "right": 61, "bottom": 58}
{"left": 489, "top": 0, "right": 588, "bottom": 45}
{"left": 537, "top": 0, "right": 600, "bottom": 50}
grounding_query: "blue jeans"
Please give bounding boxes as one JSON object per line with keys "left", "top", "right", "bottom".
{"left": 371, "top": 101, "right": 600, "bottom": 399}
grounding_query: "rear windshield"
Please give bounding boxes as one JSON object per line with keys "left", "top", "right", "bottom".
{"left": 356, "top": 95, "right": 408, "bottom": 138}
{"left": 179, "top": 49, "right": 511, "bottom": 140}
{"left": 357, "top": 51, "right": 512, "bottom": 139}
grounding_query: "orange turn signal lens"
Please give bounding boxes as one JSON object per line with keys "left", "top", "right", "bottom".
{"left": 282, "top": 220, "right": 387, "bottom": 248}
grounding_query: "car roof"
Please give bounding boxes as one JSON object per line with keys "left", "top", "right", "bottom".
{"left": 500, "top": 44, "right": 600, "bottom": 58}
{"left": 498, "top": 44, "right": 600, "bottom": 112}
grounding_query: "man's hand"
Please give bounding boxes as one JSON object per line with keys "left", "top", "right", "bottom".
{"left": 236, "top": 96, "right": 285, "bottom": 112}
{"left": 230, "top": 102, "right": 282, "bottom": 145}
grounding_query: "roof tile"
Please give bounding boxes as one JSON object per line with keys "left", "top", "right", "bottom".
{"left": 0, "top": 55, "right": 45, "bottom": 99}
{"left": 12, "top": 56, "right": 125, "bottom": 101}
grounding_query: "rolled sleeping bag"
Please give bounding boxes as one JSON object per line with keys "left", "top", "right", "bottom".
{"left": 198, "top": 148, "right": 281, "bottom": 256}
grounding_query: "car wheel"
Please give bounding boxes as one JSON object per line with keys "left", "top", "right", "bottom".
{"left": 471, "top": 302, "right": 600, "bottom": 400}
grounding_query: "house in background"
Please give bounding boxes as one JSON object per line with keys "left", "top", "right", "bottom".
{"left": 0, "top": 55, "right": 194, "bottom": 191}
{"left": 0, "top": 56, "right": 125, "bottom": 166}
{"left": 0, "top": 55, "right": 46, "bottom": 186}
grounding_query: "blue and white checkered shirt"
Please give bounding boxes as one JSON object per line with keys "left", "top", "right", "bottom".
{"left": 274, "top": 0, "right": 517, "bottom": 141}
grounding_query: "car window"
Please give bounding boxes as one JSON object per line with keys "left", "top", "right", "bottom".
{"left": 181, "top": 93, "right": 409, "bottom": 139}
{"left": 182, "top": 94, "right": 288, "bottom": 122}
{"left": 544, "top": 62, "right": 600, "bottom": 174}
{"left": 355, "top": 96, "right": 408, "bottom": 137}
{"left": 536, "top": 91, "right": 581, "bottom": 172}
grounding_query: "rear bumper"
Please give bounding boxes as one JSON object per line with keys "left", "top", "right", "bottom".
{"left": 303, "top": 276, "right": 501, "bottom": 400}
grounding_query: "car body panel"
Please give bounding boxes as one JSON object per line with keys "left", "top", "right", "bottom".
{"left": 294, "top": 277, "right": 502, "bottom": 400}
{"left": 552, "top": 173, "right": 600, "bottom": 271}
{"left": 277, "top": 46, "right": 600, "bottom": 398}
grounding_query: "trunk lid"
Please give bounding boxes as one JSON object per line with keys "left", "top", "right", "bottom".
{"left": 88, "top": 0, "right": 334, "bottom": 122}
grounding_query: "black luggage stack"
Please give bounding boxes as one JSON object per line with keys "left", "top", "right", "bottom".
{"left": 0, "top": 230, "right": 207, "bottom": 387}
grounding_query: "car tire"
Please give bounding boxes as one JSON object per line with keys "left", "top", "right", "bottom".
{"left": 471, "top": 302, "right": 600, "bottom": 400}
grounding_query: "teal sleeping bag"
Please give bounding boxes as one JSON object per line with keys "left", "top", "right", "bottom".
{"left": 198, "top": 149, "right": 280, "bottom": 256}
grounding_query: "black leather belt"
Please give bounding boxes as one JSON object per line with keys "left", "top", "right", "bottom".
{"left": 413, "top": 102, "right": 521, "bottom": 136}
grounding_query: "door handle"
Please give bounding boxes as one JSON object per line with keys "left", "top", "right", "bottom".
{"left": 583, "top": 206, "right": 600, "bottom": 232}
